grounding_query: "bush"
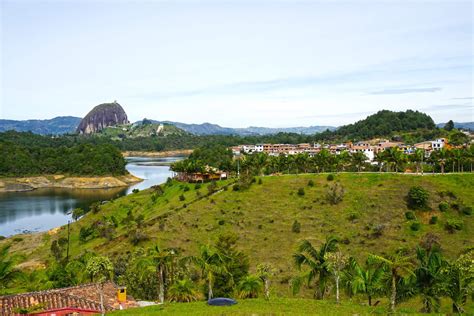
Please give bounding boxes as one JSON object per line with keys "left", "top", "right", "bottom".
{"left": 438, "top": 201, "right": 449, "bottom": 212}
{"left": 308, "top": 180, "right": 315, "bottom": 187}
{"left": 194, "top": 183, "right": 201, "bottom": 190}
{"left": 258, "top": 178, "right": 263, "bottom": 185}
{"left": 297, "top": 188, "right": 305, "bottom": 196}
{"left": 233, "top": 184, "right": 240, "bottom": 191}
{"left": 72, "top": 208, "right": 85, "bottom": 221}
{"left": 327, "top": 174, "right": 334, "bottom": 181}
{"left": 410, "top": 221, "right": 421, "bottom": 231}
{"left": 445, "top": 219, "right": 463, "bottom": 233}
{"left": 183, "top": 186, "right": 190, "bottom": 192}
{"left": 407, "top": 186, "right": 429, "bottom": 210}
{"left": 405, "top": 211, "right": 416, "bottom": 220}
{"left": 292, "top": 220, "right": 301, "bottom": 233}
{"left": 429, "top": 216, "right": 438, "bottom": 224}
{"left": 218, "top": 219, "right": 225, "bottom": 225}
{"left": 129, "top": 229, "right": 149, "bottom": 245}
{"left": 179, "top": 194, "right": 185, "bottom": 201}
{"left": 347, "top": 211, "right": 359, "bottom": 221}
{"left": 461, "top": 206, "right": 472, "bottom": 216}
{"left": 326, "top": 183, "right": 344, "bottom": 205}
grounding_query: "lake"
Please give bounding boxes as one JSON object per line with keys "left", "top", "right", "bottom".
{"left": 0, "top": 156, "right": 183, "bottom": 237}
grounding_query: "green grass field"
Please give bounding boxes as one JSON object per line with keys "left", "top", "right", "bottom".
{"left": 110, "top": 297, "right": 472, "bottom": 315}
{"left": 2, "top": 173, "right": 473, "bottom": 304}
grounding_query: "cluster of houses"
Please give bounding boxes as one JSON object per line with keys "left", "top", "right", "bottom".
{"left": 231, "top": 138, "right": 453, "bottom": 162}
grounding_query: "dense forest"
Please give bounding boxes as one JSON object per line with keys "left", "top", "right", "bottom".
{"left": 0, "top": 138, "right": 126, "bottom": 176}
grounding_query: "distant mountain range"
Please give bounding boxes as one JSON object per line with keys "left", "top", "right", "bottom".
{"left": 436, "top": 122, "right": 474, "bottom": 130}
{"left": 0, "top": 116, "right": 81, "bottom": 135}
{"left": 1, "top": 115, "right": 471, "bottom": 136}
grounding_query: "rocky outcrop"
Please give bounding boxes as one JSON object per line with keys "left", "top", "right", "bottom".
{"left": 76, "top": 101, "right": 128, "bottom": 134}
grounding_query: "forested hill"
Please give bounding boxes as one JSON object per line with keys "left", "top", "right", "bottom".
{"left": 0, "top": 132, "right": 127, "bottom": 177}
{"left": 315, "top": 110, "right": 436, "bottom": 141}
{"left": 0, "top": 116, "right": 81, "bottom": 135}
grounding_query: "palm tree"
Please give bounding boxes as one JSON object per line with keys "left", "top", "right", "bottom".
{"left": 385, "top": 147, "right": 406, "bottom": 172}
{"left": 324, "top": 250, "right": 349, "bottom": 303}
{"left": 236, "top": 274, "right": 263, "bottom": 298}
{"left": 0, "top": 246, "right": 19, "bottom": 290}
{"left": 292, "top": 236, "right": 338, "bottom": 299}
{"left": 344, "top": 257, "right": 384, "bottom": 306}
{"left": 168, "top": 278, "right": 199, "bottom": 302}
{"left": 410, "top": 149, "right": 424, "bottom": 174}
{"left": 150, "top": 245, "right": 176, "bottom": 304}
{"left": 86, "top": 256, "right": 114, "bottom": 316}
{"left": 257, "top": 263, "right": 275, "bottom": 300}
{"left": 351, "top": 152, "right": 367, "bottom": 173}
{"left": 337, "top": 151, "right": 351, "bottom": 173}
{"left": 374, "top": 151, "right": 387, "bottom": 173}
{"left": 369, "top": 252, "right": 415, "bottom": 312}
{"left": 432, "top": 148, "right": 448, "bottom": 174}
{"left": 414, "top": 246, "right": 445, "bottom": 313}
{"left": 191, "top": 244, "right": 227, "bottom": 299}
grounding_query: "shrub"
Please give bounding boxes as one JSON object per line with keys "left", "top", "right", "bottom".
{"left": 258, "top": 178, "right": 263, "bottom": 185}
{"left": 232, "top": 184, "right": 240, "bottom": 191}
{"left": 129, "top": 230, "right": 149, "bottom": 245}
{"left": 292, "top": 220, "right": 301, "bottom": 233}
{"left": 327, "top": 174, "right": 334, "bottom": 181}
{"left": 183, "top": 186, "right": 190, "bottom": 192}
{"left": 297, "top": 188, "right": 305, "bottom": 196}
{"left": 72, "top": 208, "right": 85, "bottom": 221}
{"left": 407, "top": 186, "right": 429, "bottom": 210}
{"left": 179, "top": 194, "right": 185, "bottom": 201}
{"left": 405, "top": 211, "right": 416, "bottom": 220}
{"left": 445, "top": 219, "right": 463, "bottom": 233}
{"left": 461, "top": 206, "right": 472, "bottom": 216}
{"left": 194, "top": 183, "right": 201, "bottom": 190}
{"left": 410, "top": 221, "right": 421, "bottom": 231}
{"left": 166, "top": 177, "right": 173, "bottom": 186}
{"left": 218, "top": 219, "right": 225, "bottom": 225}
{"left": 429, "top": 216, "right": 438, "bottom": 224}
{"left": 369, "top": 224, "right": 385, "bottom": 238}
{"left": 438, "top": 201, "right": 449, "bottom": 212}
{"left": 450, "top": 202, "right": 460, "bottom": 210}
{"left": 132, "top": 188, "right": 140, "bottom": 194}
{"left": 308, "top": 180, "right": 315, "bottom": 187}
{"left": 326, "top": 183, "right": 344, "bottom": 205}
{"left": 347, "top": 211, "right": 359, "bottom": 221}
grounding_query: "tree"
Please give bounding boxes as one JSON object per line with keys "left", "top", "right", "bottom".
{"left": 292, "top": 236, "right": 338, "bottom": 299}
{"left": 150, "top": 245, "right": 176, "bottom": 304}
{"left": 344, "top": 257, "right": 384, "bottom": 306}
{"left": 443, "top": 120, "right": 454, "bottom": 131}
{"left": 440, "top": 250, "right": 474, "bottom": 313}
{"left": 257, "top": 263, "right": 275, "bottom": 300}
{"left": 407, "top": 186, "right": 429, "bottom": 210}
{"left": 324, "top": 250, "right": 349, "bottom": 303}
{"left": 86, "top": 256, "right": 114, "bottom": 316}
{"left": 191, "top": 244, "right": 227, "bottom": 299}
{"left": 414, "top": 245, "right": 445, "bottom": 313}
{"left": 351, "top": 152, "right": 367, "bottom": 173}
{"left": 168, "top": 279, "right": 199, "bottom": 302}
{"left": 369, "top": 252, "right": 415, "bottom": 312}
{"left": 0, "top": 246, "right": 19, "bottom": 290}
{"left": 236, "top": 275, "right": 263, "bottom": 298}
{"left": 410, "top": 149, "right": 424, "bottom": 174}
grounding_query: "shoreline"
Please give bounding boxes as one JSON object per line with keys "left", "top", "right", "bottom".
{"left": 0, "top": 173, "right": 142, "bottom": 193}
{"left": 122, "top": 149, "right": 192, "bottom": 158}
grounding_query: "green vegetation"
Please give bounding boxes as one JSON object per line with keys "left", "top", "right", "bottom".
{"left": 0, "top": 133, "right": 126, "bottom": 176}
{"left": 1, "top": 173, "right": 473, "bottom": 314}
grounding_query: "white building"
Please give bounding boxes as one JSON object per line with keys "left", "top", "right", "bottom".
{"left": 431, "top": 138, "right": 446, "bottom": 150}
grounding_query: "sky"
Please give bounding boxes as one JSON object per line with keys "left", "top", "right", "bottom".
{"left": 1, "top": 0, "right": 473, "bottom": 127}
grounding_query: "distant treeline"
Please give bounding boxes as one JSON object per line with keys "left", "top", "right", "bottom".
{"left": 0, "top": 134, "right": 126, "bottom": 176}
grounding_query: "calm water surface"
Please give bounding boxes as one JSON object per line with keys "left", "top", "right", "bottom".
{"left": 0, "top": 156, "right": 182, "bottom": 236}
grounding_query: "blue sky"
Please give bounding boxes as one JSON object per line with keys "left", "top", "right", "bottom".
{"left": 1, "top": 0, "right": 473, "bottom": 127}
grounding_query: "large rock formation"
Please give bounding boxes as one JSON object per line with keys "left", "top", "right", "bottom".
{"left": 76, "top": 101, "right": 129, "bottom": 134}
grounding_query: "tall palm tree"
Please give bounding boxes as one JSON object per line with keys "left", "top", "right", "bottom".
{"left": 432, "top": 148, "right": 448, "bottom": 174}
{"left": 369, "top": 252, "right": 415, "bottom": 312}
{"left": 85, "top": 256, "right": 114, "bottom": 316}
{"left": 337, "top": 151, "right": 351, "bottom": 173}
{"left": 344, "top": 257, "right": 384, "bottom": 306}
{"left": 150, "top": 245, "right": 176, "bottom": 304}
{"left": 414, "top": 246, "right": 445, "bottom": 313}
{"left": 351, "top": 152, "right": 367, "bottom": 173}
{"left": 236, "top": 274, "right": 263, "bottom": 298}
{"left": 385, "top": 147, "right": 406, "bottom": 172}
{"left": 257, "top": 263, "right": 275, "bottom": 300}
{"left": 191, "top": 244, "right": 227, "bottom": 299}
{"left": 374, "top": 151, "right": 387, "bottom": 173}
{"left": 410, "top": 149, "right": 424, "bottom": 174}
{"left": 292, "top": 236, "right": 338, "bottom": 299}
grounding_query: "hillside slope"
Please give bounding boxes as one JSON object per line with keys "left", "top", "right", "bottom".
{"left": 0, "top": 116, "right": 81, "bottom": 135}
{"left": 3, "top": 173, "right": 472, "bottom": 295}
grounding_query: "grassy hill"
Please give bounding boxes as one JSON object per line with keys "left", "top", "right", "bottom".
{"left": 3, "top": 173, "right": 472, "bottom": 285}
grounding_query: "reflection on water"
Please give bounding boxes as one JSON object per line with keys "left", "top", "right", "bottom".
{"left": 0, "top": 156, "right": 183, "bottom": 236}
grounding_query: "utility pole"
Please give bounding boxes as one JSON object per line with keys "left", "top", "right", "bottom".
{"left": 66, "top": 220, "right": 70, "bottom": 263}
